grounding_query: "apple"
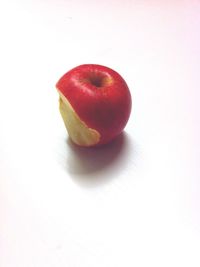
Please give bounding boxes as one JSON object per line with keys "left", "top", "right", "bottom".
{"left": 56, "top": 64, "right": 132, "bottom": 147}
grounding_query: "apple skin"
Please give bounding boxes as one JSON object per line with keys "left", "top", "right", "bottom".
{"left": 56, "top": 64, "right": 132, "bottom": 147}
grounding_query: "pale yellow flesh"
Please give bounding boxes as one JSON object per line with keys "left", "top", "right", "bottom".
{"left": 58, "top": 92, "right": 100, "bottom": 146}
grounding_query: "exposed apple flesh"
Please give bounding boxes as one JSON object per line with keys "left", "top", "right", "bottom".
{"left": 59, "top": 92, "right": 100, "bottom": 146}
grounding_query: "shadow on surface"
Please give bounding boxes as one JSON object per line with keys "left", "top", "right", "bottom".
{"left": 65, "top": 132, "right": 134, "bottom": 187}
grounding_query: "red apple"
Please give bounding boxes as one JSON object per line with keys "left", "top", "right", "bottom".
{"left": 56, "top": 64, "right": 132, "bottom": 147}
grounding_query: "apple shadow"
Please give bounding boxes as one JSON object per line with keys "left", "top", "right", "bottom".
{"left": 65, "top": 132, "right": 134, "bottom": 187}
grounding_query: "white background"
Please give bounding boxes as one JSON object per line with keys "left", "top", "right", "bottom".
{"left": 1, "top": 1, "right": 200, "bottom": 266}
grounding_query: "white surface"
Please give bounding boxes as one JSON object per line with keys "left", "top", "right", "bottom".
{"left": 1, "top": 1, "right": 200, "bottom": 266}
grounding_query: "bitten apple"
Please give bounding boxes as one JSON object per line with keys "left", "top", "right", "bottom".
{"left": 56, "top": 64, "right": 132, "bottom": 147}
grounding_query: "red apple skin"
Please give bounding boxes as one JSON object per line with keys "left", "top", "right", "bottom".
{"left": 56, "top": 64, "right": 132, "bottom": 146}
